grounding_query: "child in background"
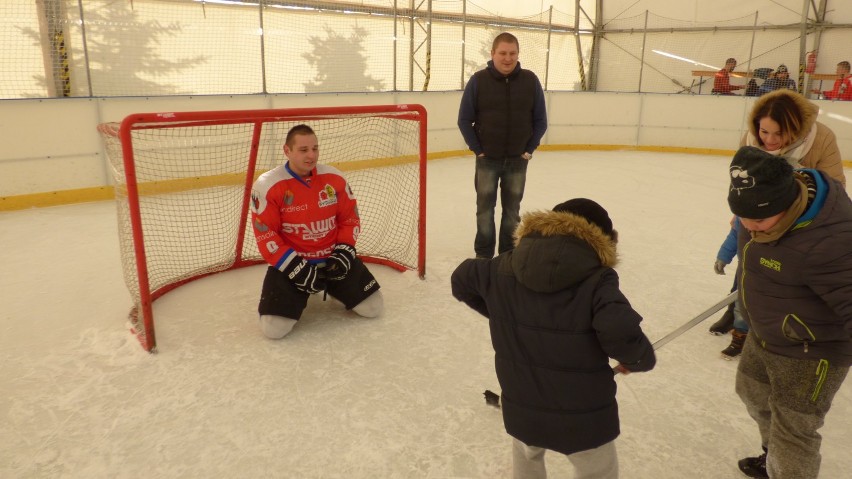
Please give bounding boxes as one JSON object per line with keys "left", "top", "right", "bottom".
{"left": 710, "top": 217, "right": 749, "bottom": 359}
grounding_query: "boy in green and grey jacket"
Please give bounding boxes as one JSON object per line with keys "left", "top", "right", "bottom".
{"left": 727, "top": 146, "right": 852, "bottom": 479}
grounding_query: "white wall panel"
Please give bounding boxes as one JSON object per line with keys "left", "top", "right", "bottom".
{"left": 2, "top": 91, "right": 852, "bottom": 199}
{"left": 0, "top": 99, "right": 102, "bottom": 196}
{"left": 547, "top": 92, "right": 641, "bottom": 145}
{"left": 638, "top": 94, "right": 749, "bottom": 148}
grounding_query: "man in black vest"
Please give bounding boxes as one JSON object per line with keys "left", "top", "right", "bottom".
{"left": 458, "top": 32, "right": 547, "bottom": 259}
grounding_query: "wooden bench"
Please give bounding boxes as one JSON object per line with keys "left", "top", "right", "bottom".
{"left": 809, "top": 73, "right": 841, "bottom": 80}
{"left": 692, "top": 70, "right": 753, "bottom": 94}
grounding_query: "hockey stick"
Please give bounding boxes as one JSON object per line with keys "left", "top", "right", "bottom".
{"left": 613, "top": 290, "right": 738, "bottom": 375}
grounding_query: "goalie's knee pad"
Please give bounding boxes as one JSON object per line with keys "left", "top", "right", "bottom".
{"left": 352, "top": 290, "right": 384, "bottom": 318}
{"left": 259, "top": 315, "right": 298, "bottom": 339}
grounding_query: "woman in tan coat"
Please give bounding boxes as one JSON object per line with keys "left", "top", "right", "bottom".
{"left": 741, "top": 88, "right": 846, "bottom": 185}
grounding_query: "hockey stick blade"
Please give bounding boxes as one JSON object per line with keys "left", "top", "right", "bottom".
{"left": 613, "top": 290, "right": 738, "bottom": 375}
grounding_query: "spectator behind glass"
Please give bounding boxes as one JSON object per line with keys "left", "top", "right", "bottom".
{"left": 812, "top": 60, "right": 852, "bottom": 100}
{"left": 757, "top": 64, "right": 797, "bottom": 95}
{"left": 712, "top": 57, "right": 745, "bottom": 95}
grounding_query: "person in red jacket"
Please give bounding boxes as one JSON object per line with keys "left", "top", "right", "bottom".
{"left": 712, "top": 57, "right": 746, "bottom": 95}
{"left": 250, "top": 124, "right": 383, "bottom": 339}
{"left": 813, "top": 61, "right": 852, "bottom": 101}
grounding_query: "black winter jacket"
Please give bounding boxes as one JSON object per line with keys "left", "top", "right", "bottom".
{"left": 737, "top": 170, "right": 852, "bottom": 366}
{"left": 457, "top": 61, "right": 547, "bottom": 158}
{"left": 451, "top": 210, "right": 655, "bottom": 455}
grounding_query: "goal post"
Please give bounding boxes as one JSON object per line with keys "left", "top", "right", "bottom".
{"left": 98, "top": 104, "right": 427, "bottom": 352}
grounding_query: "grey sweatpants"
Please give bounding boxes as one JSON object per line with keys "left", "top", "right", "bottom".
{"left": 736, "top": 333, "right": 849, "bottom": 479}
{"left": 512, "top": 437, "right": 618, "bottom": 479}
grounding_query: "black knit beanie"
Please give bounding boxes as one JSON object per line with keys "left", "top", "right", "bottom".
{"left": 553, "top": 198, "right": 614, "bottom": 237}
{"left": 727, "top": 146, "right": 798, "bottom": 219}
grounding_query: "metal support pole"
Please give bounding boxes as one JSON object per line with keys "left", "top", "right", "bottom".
{"left": 638, "top": 10, "right": 648, "bottom": 92}
{"left": 394, "top": 0, "right": 398, "bottom": 91}
{"left": 803, "top": 0, "right": 828, "bottom": 97}
{"left": 573, "top": 0, "right": 586, "bottom": 91}
{"left": 409, "top": 0, "right": 415, "bottom": 91}
{"left": 588, "top": 0, "right": 603, "bottom": 91}
{"left": 745, "top": 12, "right": 758, "bottom": 75}
{"left": 422, "top": 0, "right": 432, "bottom": 91}
{"left": 76, "top": 0, "right": 93, "bottom": 97}
{"left": 258, "top": 1, "right": 267, "bottom": 94}
{"left": 35, "top": 0, "right": 66, "bottom": 97}
{"left": 544, "top": 6, "right": 552, "bottom": 90}
{"left": 460, "top": 0, "right": 466, "bottom": 89}
{"left": 797, "top": 0, "right": 813, "bottom": 94}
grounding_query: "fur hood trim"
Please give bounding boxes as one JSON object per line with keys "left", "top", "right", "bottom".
{"left": 514, "top": 210, "right": 618, "bottom": 267}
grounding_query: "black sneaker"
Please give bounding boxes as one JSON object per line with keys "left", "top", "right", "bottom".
{"left": 738, "top": 451, "right": 768, "bottom": 478}
{"left": 709, "top": 308, "right": 735, "bottom": 335}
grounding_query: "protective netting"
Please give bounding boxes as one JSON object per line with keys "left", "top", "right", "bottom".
{"left": 99, "top": 106, "right": 425, "bottom": 351}
{"left": 597, "top": 12, "right": 805, "bottom": 94}
{"left": 5, "top": 1, "right": 852, "bottom": 98}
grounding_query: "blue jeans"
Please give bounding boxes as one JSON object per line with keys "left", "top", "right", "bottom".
{"left": 733, "top": 300, "right": 749, "bottom": 332}
{"left": 730, "top": 276, "right": 749, "bottom": 333}
{"left": 474, "top": 155, "right": 528, "bottom": 258}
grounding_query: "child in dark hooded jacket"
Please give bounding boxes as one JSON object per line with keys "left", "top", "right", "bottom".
{"left": 451, "top": 198, "right": 655, "bottom": 479}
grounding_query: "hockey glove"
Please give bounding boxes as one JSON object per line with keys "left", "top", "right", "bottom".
{"left": 283, "top": 255, "right": 326, "bottom": 294}
{"left": 714, "top": 259, "right": 727, "bottom": 275}
{"left": 325, "top": 243, "right": 357, "bottom": 281}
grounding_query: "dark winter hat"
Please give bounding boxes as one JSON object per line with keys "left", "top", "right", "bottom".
{"left": 776, "top": 64, "right": 788, "bottom": 73}
{"left": 727, "top": 146, "right": 798, "bottom": 219}
{"left": 553, "top": 198, "right": 614, "bottom": 237}
{"left": 754, "top": 67, "right": 774, "bottom": 80}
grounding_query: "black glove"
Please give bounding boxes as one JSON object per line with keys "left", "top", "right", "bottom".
{"left": 325, "top": 243, "right": 357, "bottom": 281}
{"left": 283, "top": 255, "right": 325, "bottom": 294}
{"left": 714, "top": 259, "right": 727, "bottom": 275}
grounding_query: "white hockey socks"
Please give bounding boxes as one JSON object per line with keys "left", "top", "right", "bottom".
{"left": 259, "top": 315, "right": 298, "bottom": 339}
{"left": 352, "top": 290, "right": 384, "bottom": 318}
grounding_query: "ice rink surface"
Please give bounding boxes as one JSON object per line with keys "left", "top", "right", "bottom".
{"left": 1, "top": 150, "right": 850, "bottom": 478}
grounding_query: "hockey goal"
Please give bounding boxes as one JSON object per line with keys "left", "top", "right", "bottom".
{"left": 98, "top": 105, "right": 427, "bottom": 352}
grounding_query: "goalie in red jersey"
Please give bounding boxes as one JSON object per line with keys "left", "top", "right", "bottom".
{"left": 250, "top": 124, "right": 383, "bottom": 338}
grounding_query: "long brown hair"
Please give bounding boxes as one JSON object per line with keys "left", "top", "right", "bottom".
{"left": 751, "top": 93, "right": 804, "bottom": 147}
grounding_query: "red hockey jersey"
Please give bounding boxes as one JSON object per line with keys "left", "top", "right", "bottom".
{"left": 250, "top": 163, "right": 360, "bottom": 272}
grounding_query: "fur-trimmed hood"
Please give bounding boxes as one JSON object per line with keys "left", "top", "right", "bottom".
{"left": 747, "top": 89, "right": 819, "bottom": 147}
{"left": 509, "top": 210, "right": 618, "bottom": 293}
